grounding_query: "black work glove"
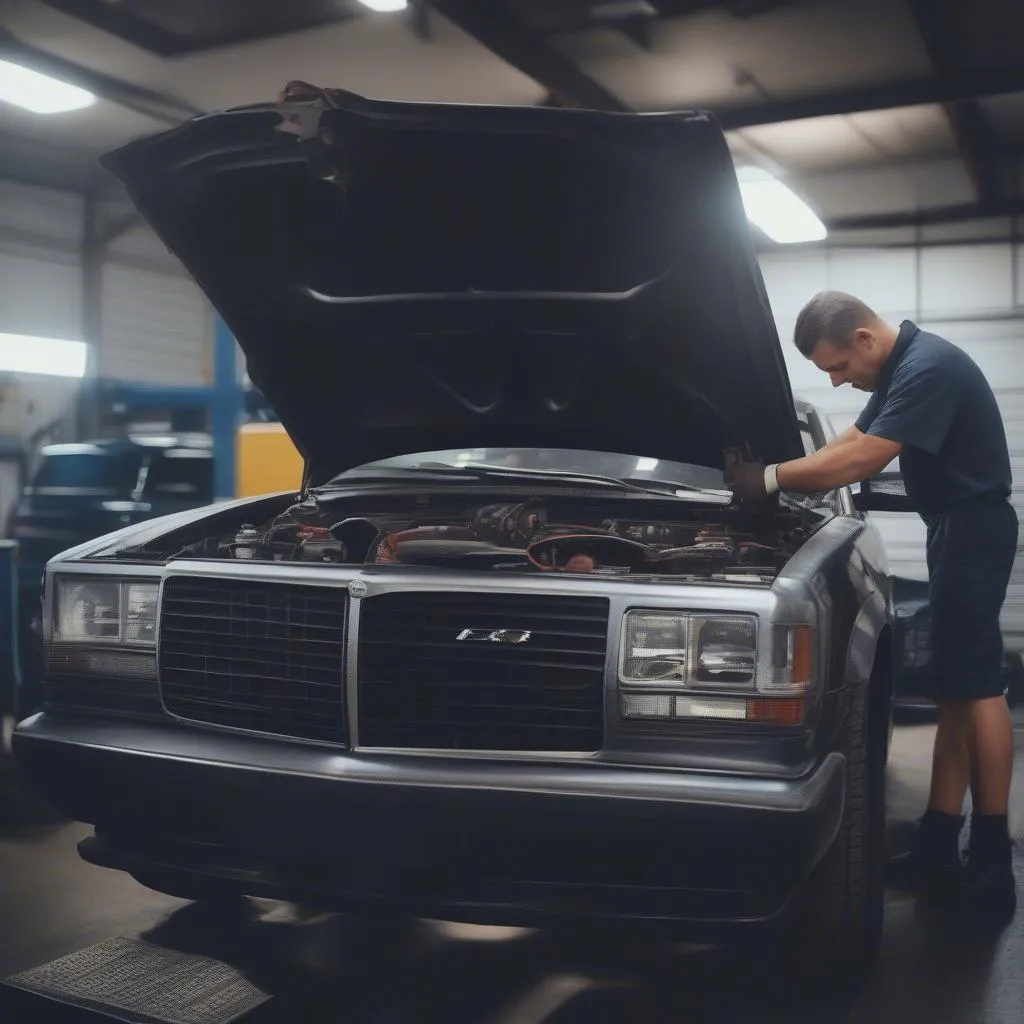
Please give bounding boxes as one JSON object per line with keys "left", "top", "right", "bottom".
{"left": 727, "top": 461, "right": 769, "bottom": 503}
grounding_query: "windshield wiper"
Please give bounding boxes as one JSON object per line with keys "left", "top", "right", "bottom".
{"left": 626, "top": 477, "right": 731, "bottom": 499}
{"left": 324, "top": 464, "right": 684, "bottom": 496}
{"left": 462, "top": 465, "right": 673, "bottom": 494}
{"left": 320, "top": 466, "right": 483, "bottom": 487}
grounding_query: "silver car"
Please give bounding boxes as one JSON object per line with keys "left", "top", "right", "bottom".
{"left": 14, "top": 83, "right": 899, "bottom": 979}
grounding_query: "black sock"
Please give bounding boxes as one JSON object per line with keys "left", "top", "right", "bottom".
{"left": 970, "top": 814, "right": 1011, "bottom": 864}
{"left": 920, "top": 809, "right": 964, "bottom": 863}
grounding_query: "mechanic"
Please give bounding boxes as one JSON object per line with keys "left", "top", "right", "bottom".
{"left": 729, "top": 290, "right": 1017, "bottom": 929}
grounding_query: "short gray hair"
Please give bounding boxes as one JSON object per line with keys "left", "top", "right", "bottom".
{"left": 793, "top": 291, "right": 879, "bottom": 357}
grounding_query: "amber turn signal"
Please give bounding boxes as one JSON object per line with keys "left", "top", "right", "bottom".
{"left": 747, "top": 698, "right": 805, "bottom": 726}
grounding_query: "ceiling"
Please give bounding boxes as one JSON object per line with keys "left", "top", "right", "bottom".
{"left": 1, "top": 0, "right": 1023, "bottom": 237}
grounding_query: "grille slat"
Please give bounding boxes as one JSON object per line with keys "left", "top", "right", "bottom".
{"left": 162, "top": 644, "right": 344, "bottom": 669}
{"left": 358, "top": 592, "right": 609, "bottom": 752}
{"left": 163, "top": 683, "right": 346, "bottom": 709}
{"left": 360, "top": 639, "right": 605, "bottom": 658}
{"left": 360, "top": 656, "right": 604, "bottom": 674}
{"left": 159, "top": 577, "right": 348, "bottom": 743}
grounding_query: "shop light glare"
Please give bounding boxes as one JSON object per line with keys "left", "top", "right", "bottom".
{"left": 0, "top": 59, "right": 95, "bottom": 114}
{"left": 0, "top": 333, "right": 87, "bottom": 377}
{"left": 737, "top": 166, "right": 827, "bottom": 245}
{"left": 357, "top": 0, "right": 408, "bottom": 11}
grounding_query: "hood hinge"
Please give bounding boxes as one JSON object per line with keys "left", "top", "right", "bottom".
{"left": 299, "top": 457, "right": 313, "bottom": 498}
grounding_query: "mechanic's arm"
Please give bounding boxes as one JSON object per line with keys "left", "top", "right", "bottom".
{"left": 822, "top": 425, "right": 865, "bottom": 450}
{"left": 777, "top": 434, "right": 901, "bottom": 493}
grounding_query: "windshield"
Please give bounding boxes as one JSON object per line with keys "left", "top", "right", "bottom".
{"left": 335, "top": 449, "right": 727, "bottom": 490}
{"left": 143, "top": 450, "right": 213, "bottom": 503}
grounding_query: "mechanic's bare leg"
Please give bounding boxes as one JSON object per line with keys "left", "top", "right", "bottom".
{"left": 913, "top": 700, "right": 971, "bottom": 901}
{"left": 928, "top": 699, "right": 971, "bottom": 815}
{"left": 966, "top": 695, "right": 1014, "bottom": 815}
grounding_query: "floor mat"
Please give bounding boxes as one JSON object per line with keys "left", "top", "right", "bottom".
{"left": 4, "top": 935, "right": 270, "bottom": 1024}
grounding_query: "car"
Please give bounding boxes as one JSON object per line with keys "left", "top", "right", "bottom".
{"left": 5, "top": 433, "right": 213, "bottom": 718}
{"left": 14, "top": 83, "right": 900, "bottom": 976}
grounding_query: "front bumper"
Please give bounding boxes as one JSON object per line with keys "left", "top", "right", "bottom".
{"left": 14, "top": 713, "right": 845, "bottom": 933}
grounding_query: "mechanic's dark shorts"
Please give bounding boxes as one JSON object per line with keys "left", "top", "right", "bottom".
{"left": 925, "top": 495, "right": 1019, "bottom": 700}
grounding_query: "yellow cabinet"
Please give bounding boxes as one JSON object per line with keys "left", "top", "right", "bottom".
{"left": 236, "top": 422, "right": 303, "bottom": 497}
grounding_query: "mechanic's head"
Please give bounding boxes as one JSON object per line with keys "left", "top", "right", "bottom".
{"left": 794, "top": 291, "right": 898, "bottom": 392}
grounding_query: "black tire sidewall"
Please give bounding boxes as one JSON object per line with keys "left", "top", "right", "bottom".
{"left": 790, "top": 680, "right": 886, "bottom": 979}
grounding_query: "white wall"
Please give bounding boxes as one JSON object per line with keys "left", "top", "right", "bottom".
{"left": 0, "top": 180, "right": 212, "bottom": 392}
{"left": 0, "top": 182, "right": 83, "bottom": 347}
{"left": 759, "top": 233, "right": 1024, "bottom": 646}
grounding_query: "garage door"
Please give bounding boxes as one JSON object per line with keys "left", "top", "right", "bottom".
{"left": 100, "top": 265, "right": 210, "bottom": 385}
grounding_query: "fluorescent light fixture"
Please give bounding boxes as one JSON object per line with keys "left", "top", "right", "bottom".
{"left": 0, "top": 333, "right": 87, "bottom": 377}
{"left": 736, "top": 166, "right": 826, "bottom": 245}
{"left": 0, "top": 58, "right": 96, "bottom": 114}
{"left": 357, "top": 0, "right": 408, "bottom": 11}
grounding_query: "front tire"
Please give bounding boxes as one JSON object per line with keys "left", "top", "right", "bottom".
{"left": 790, "top": 680, "right": 886, "bottom": 981}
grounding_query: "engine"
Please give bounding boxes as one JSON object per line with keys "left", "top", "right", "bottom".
{"left": 170, "top": 494, "right": 812, "bottom": 580}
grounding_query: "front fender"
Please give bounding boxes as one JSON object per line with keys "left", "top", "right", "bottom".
{"left": 846, "top": 588, "right": 890, "bottom": 688}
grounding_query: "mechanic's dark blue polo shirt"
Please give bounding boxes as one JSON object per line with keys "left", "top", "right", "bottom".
{"left": 855, "top": 321, "right": 1011, "bottom": 515}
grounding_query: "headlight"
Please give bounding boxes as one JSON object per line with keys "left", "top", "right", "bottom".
{"left": 620, "top": 610, "right": 813, "bottom": 725}
{"left": 54, "top": 578, "right": 158, "bottom": 646}
{"left": 695, "top": 616, "right": 757, "bottom": 683}
{"left": 48, "top": 576, "right": 159, "bottom": 687}
{"left": 622, "top": 613, "right": 690, "bottom": 682}
{"left": 621, "top": 611, "right": 757, "bottom": 687}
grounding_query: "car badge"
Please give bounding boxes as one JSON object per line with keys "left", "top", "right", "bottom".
{"left": 456, "top": 628, "right": 532, "bottom": 644}
{"left": 348, "top": 579, "right": 368, "bottom": 599}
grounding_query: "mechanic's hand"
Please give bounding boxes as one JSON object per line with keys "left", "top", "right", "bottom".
{"left": 727, "top": 461, "right": 768, "bottom": 503}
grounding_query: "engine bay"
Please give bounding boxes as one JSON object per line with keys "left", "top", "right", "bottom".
{"left": 167, "top": 492, "right": 821, "bottom": 581}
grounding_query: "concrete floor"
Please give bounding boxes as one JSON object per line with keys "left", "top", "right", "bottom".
{"left": 2, "top": 714, "right": 1024, "bottom": 1023}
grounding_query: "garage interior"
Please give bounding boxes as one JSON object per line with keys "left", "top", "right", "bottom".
{"left": 2, "top": 0, "right": 1024, "bottom": 1021}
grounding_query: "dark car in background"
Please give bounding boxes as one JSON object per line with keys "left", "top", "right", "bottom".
{"left": 5, "top": 433, "right": 212, "bottom": 717}
{"left": 890, "top": 575, "right": 1024, "bottom": 711}
{"left": 857, "top": 473, "right": 1024, "bottom": 713}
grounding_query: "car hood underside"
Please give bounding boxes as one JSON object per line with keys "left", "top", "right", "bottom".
{"left": 101, "top": 83, "right": 804, "bottom": 486}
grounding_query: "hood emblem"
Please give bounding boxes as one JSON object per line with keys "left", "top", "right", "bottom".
{"left": 348, "top": 580, "right": 368, "bottom": 599}
{"left": 457, "top": 628, "right": 532, "bottom": 645}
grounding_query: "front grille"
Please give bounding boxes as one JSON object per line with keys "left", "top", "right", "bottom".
{"left": 159, "top": 577, "right": 348, "bottom": 743}
{"left": 357, "top": 591, "right": 609, "bottom": 752}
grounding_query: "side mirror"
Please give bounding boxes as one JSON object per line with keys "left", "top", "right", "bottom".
{"left": 852, "top": 472, "right": 916, "bottom": 513}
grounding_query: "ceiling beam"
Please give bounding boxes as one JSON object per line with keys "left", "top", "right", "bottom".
{"left": 712, "top": 66, "right": 1024, "bottom": 130}
{"left": 430, "top": 0, "right": 631, "bottom": 112}
{"left": 0, "top": 30, "right": 202, "bottom": 127}
{"left": 830, "top": 200, "right": 1024, "bottom": 232}
{"left": 908, "top": 0, "right": 1003, "bottom": 207}
{"left": 0, "top": 132, "right": 98, "bottom": 194}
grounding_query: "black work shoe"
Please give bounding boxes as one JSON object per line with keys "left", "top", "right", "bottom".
{"left": 960, "top": 853, "right": 1018, "bottom": 933}
{"left": 887, "top": 812, "right": 966, "bottom": 904}
{"left": 887, "top": 848, "right": 966, "bottom": 905}
{"left": 924, "top": 858, "right": 969, "bottom": 907}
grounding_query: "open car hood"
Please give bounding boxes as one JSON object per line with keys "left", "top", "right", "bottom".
{"left": 101, "top": 84, "right": 803, "bottom": 486}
